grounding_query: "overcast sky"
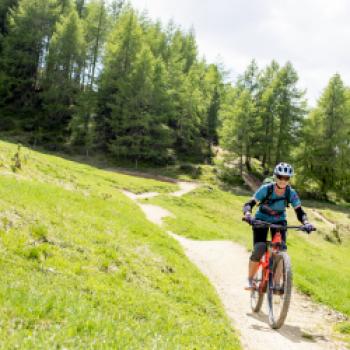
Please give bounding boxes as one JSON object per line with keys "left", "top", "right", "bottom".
{"left": 130, "top": 0, "right": 350, "bottom": 106}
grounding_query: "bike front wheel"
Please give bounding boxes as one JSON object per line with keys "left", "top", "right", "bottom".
{"left": 251, "top": 264, "right": 265, "bottom": 312}
{"left": 267, "top": 251, "right": 292, "bottom": 329}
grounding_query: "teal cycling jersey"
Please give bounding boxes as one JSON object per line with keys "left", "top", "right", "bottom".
{"left": 254, "top": 183, "right": 301, "bottom": 223}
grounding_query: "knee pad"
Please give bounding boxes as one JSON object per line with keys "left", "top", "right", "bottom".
{"left": 250, "top": 242, "right": 266, "bottom": 262}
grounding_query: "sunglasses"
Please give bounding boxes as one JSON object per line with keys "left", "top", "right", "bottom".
{"left": 277, "top": 175, "right": 290, "bottom": 181}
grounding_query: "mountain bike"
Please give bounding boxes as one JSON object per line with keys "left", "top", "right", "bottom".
{"left": 243, "top": 219, "right": 316, "bottom": 329}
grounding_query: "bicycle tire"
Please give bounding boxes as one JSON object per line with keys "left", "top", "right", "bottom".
{"left": 267, "top": 252, "right": 292, "bottom": 329}
{"left": 251, "top": 265, "right": 265, "bottom": 312}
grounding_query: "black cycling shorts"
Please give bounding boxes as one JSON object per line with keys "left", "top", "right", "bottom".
{"left": 250, "top": 220, "right": 287, "bottom": 262}
{"left": 253, "top": 220, "right": 287, "bottom": 245}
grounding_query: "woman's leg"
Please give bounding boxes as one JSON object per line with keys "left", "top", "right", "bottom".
{"left": 270, "top": 221, "right": 287, "bottom": 288}
{"left": 245, "top": 226, "right": 268, "bottom": 290}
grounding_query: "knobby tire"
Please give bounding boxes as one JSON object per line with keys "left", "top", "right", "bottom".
{"left": 251, "top": 265, "right": 265, "bottom": 312}
{"left": 268, "top": 252, "right": 292, "bottom": 329}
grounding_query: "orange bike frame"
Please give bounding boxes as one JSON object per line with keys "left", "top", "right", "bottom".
{"left": 258, "top": 230, "right": 282, "bottom": 293}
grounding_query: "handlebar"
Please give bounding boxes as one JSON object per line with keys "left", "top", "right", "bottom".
{"left": 242, "top": 217, "right": 317, "bottom": 232}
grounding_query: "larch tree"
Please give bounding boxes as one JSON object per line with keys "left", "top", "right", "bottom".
{"left": 299, "top": 74, "right": 349, "bottom": 198}
{"left": 41, "top": 7, "right": 86, "bottom": 143}
{"left": 0, "top": 0, "right": 53, "bottom": 128}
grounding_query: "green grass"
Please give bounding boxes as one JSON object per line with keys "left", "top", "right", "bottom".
{"left": 147, "top": 185, "right": 350, "bottom": 318}
{"left": 335, "top": 322, "right": 350, "bottom": 348}
{"left": 131, "top": 163, "right": 219, "bottom": 185}
{"left": 0, "top": 140, "right": 177, "bottom": 194}
{"left": 0, "top": 141, "right": 240, "bottom": 349}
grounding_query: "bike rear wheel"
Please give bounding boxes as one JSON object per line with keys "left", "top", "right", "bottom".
{"left": 267, "top": 252, "right": 292, "bottom": 329}
{"left": 251, "top": 264, "right": 265, "bottom": 312}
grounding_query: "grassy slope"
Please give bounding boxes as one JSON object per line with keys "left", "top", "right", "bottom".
{"left": 0, "top": 141, "right": 178, "bottom": 195}
{"left": 147, "top": 185, "right": 350, "bottom": 318}
{"left": 0, "top": 141, "right": 240, "bottom": 349}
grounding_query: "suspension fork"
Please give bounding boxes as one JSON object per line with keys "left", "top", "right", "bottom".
{"left": 268, "top": 249, "right": 274, "bottom": 290}
{"left": 269, "top": 230, "right": 282, "bottom": 289}
{"left": 259, "top": 248, "right": 270, "bottom": 293}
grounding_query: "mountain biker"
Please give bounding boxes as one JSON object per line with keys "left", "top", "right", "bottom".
{"left": 242, "top": 162, "right": 314, "bottom": 290}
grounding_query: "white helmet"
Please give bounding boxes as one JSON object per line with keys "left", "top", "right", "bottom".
{"left": 274, "top": 162, "right": 294, "bottom": 177}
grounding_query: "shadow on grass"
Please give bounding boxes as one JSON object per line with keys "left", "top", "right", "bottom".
{"left": 0, "top": 134, "right": 204, "bottom": 184}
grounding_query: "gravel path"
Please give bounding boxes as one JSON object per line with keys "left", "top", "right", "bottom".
{"left": 122, "top": 181, "right": 347, "bottom": 350}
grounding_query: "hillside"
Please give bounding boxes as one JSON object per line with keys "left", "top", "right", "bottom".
{"left": 0, "top": 140, "right": 240, "bottom": 349}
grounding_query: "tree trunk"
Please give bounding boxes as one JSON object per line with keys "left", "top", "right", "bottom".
{"left": 90, "top": 1, "right": 104, "bottom": 89}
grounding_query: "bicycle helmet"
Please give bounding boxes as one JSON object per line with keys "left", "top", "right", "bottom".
{"left": 273, "top": 162, "right": 294, "bottom": 177}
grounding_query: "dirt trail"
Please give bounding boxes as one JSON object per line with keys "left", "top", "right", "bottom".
{"left": 311, "top": 209, "right": 337, "bottom": 230}
{"left": 242, "top": 172, "right": 261, "bottom": 191}
{"left": 122, "top": 180, "right": 347, "bottom": 350}
{"left": 169, "top": 233, "right": 345, "bottom": 350}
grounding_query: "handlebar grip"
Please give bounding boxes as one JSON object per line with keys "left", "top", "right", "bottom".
{"left": 301, "top": 226, "right": 317, "bottom": 233}
{"left": 242, "top": 216, "right": 254, "bottom": 225}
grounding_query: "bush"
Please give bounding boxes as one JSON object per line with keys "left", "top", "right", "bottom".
{"left": 217, "top": 166, "right": 244, "bottom": 186}
{"left": 178, "top": 164, "right": 202, "bottom": 179}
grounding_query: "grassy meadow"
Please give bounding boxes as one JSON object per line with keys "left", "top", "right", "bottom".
{"left": 0, "top": 140, "right": 240, "bottom": 349}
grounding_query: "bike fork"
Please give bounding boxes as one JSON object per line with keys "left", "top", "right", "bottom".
{"left": 267, "top": 253, "right": 274, "bottom": 316}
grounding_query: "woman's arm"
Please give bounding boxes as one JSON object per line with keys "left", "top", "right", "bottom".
{"left": 243, "top": 198, "right": 257, "bottom": 214}
{"left": 294, "top": 205, "right": 308, "bottom": 224}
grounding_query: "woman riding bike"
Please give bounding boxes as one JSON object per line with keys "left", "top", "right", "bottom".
{"left": 242, "top": 162, "right": 314, "bottom": 290}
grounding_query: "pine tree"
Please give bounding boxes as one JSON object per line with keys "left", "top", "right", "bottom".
{"left": 69, "top": 0, "right": 108, "bottom": 153}
{"left": 235, "top": 60, "right": 260, "bottom": 170}
{"left": 97, "top": 10, "right": 172, "bottom": 164}
{"left": 41, "top": 7, "right": 86, "bottom": 143}
{"left": 96, "top": 9, "right": 143, "bottom": 148}
{"left": 69, "top": 89, "right": 97, "bottom": 155}
{"left": 220, "top": 88, "right": 256, "bottom": 175}
{"left": 108, "top": 0, "right": 124, "bottom": 24}
{"left": 164, "top": 27, "right": 211, "bottom": 160}
{"left": 256, "top": 60, "right": 280, "bottom": 170}
{"left": 0, "top": 0, "right": 53, "bottom": 128}
{"left": 299, "top": 74, "right": 349, "bottom": 198}
{"left": 75, "top": 0, "right": 85, "bottom": 17}
{"left": 0, "top": 0, "right": 18, "bottom": 38}
{"left": 273, "top": 62, "right": 306, "bottom": 164}
{"left": 203, "top": 64, "right": 223, "bottom": 158}
{"left": 82, "top": 0, "right": 108, "bottom": 89}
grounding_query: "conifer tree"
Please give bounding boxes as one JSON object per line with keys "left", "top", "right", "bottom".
{"left": 96, "top": 9, "right": 143, "bottom": 148}
{"left": 256, "top": 60, "right": 280, "bottom": 170}
{"left": 0, "top": 0, "right": 18, "bottom": 39}
{"left": 235, "top": 60, "right": 260, "bottom": 170}
{"left": 82, "top": 0, "right": 108, "bottom": 88}
{"left": 299, "top": 74, "right": 350, "bottom": 197}
{"left": 0, "top": 0, "right": 52, "bottom": 127}
{"left": 220, "top": 88, "right": 255, "bottom": 175}
{"left": 97, "top": 10, "right": 172, "bottom": 164}
{"left": 205, "top": 64, "right": 222, "bottom": 148}
{"left": 41, "top": 8, "right": 86, "bottom": 142}
{"left": 273, "top": 62, "right": 306, "bottom": 164}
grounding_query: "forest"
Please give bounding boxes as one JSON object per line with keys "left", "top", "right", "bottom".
{"left": 1, "top": 0, "right": 350, "bottom": 200}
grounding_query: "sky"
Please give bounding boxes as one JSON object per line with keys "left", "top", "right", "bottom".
{"left": 130, "top": 0, "right": 350, "bottom": 106}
